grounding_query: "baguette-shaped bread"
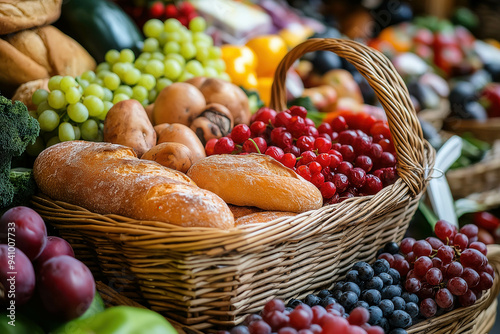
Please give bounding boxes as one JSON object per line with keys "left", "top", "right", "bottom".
{"left": 187, "top": 154, "right": 323, "bottom": 212}
{"left": 0, "top": 0, "right": 62, "bottom": 35}
{"left": 235, "top": 211, "right": 297, "bottom": 227}
{"left": 33, "top": 141, "right": 234, "bottom": 229}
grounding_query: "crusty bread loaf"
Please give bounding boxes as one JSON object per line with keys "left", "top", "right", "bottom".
{"left": 228, "top": 205, "right": 263, "bottom": 219}
{"left": 12, "top": 78, "right": 49, "bottom": 111}
{"left": 33, "top": 141, "right": 235, "bottom": 229}
{"left": 0, "top": 25, "right": 95, "bottom": 93}
{"left": 187, "top": 154, "right": 323, "bottom": 213}
{"left": 0, "top": 0, "right": 63, "bottom": 35}
{"left": 235, "top": 211, "right": 297, "bottom": 227}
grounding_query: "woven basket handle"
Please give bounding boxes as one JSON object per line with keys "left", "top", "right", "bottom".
{"left": 270, "top": 38, "right": 426, "bottom": 196}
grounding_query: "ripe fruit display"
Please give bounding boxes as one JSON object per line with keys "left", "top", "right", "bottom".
{"left": 0, "top": 207, "right": 96, "bottom": 320}
{"left": 207, "top": 106, "right": 398, "bottom": 203}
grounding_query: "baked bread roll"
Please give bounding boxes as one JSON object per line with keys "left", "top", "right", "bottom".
{"left": 0, "top": 25, "right": 95, "bottom": 93}
{"left": 187, "top": 154, "right": 323, "bottom": 213}
{"left": 33, "top": 141, "right": 235, "bottom": 229}
{"left": 235, "top": 211, "right": 297, "bottom": 227}
{"left": 12, "top": 78, "right": 49, "bottom": 111}
{"left": 0, "top": 0, "right": 62, "bottom": 35}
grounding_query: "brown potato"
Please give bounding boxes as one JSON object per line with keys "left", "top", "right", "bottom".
{"left": 153, "top": 123, "right": 170, "bottom": 139}
{"left": 141, "top": 142, "right": 194, "bottom": 173}
{"left": 157, "top": 123, "right": 206, "bottom": 162}
{"left": 103, "top": 99, "right": 156, "bottom": 158}
{"left": 145, "top": 103, "right": 155, "bottom": 123}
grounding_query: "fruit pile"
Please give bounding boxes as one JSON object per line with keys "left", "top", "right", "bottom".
{"left": 118, "top": 1, "right": 199, "bottom": 29}
{"left": 0, "top": 207, "right": 95, "bottom": 320}
{"left": 206, "top": 106, "right": 398, "bottom": 203}
{"left": 377, "top": 220, "right": 494, "bottom": 319}
{"left": 29, "top": 17, "right": 227, "bottom": 153}
{"left": 219, "top": 298, "right": 385, "bottom": 334}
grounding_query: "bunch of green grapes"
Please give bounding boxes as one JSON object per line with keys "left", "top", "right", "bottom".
{"left": 28, "top": 17, "right": 229, "bottom": 154}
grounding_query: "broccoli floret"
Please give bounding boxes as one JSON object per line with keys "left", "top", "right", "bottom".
{"left": 9, "top": 168, "right": 37, "bottom": 207}
{"left": 0, "top": 95, "right": 40, "bottom": 209}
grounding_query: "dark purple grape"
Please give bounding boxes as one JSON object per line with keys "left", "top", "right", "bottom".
{"left": 0, "top": 245, "right": 35, "bottom": 305}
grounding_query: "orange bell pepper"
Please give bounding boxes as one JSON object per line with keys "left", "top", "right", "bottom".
{"left": 221, "top": 45, "right": 258, "bottom": 89}
{"left": 245, "top": 35, "right": 288, "bottom": 78}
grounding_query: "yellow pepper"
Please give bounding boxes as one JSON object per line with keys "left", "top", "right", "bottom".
{"left": 221, "top": 45, "right": 258, "bottom": 89}
{"left": 256, "top": 77, "right": 273, "bottom": 107}
{"left": 245, "top": 35, "right": 288, "bottom": 78}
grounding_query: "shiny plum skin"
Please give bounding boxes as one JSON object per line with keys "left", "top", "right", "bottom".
{"left": 36, "top": 236, "right": 75, "bottom": 268}
{"left": 0, "top": 245, "right": 36, "bottom": 305}
{"left": 0, "top": 207, "right": 47, "bottom": 260}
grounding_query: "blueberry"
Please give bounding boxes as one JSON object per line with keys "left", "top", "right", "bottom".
{"left": 355, "top": 300, "right": 370, "bottom": 309}
{"left": 401, "top": 292, "right": 419, "bottom": 304}
{"left": 384, "top": 242, "right": 400, "bottom": 255}
{"left": 320, "top": 296, "right": 336, "bottom": 308}
{"left": 342, "top": 282, "right": 361, "bottom": 297}
{"left": 332, "top": 289, "right": 343, "bottom": 300}
{"left": 379, "top": 299, "right": 395, "bottom": 317}
{"left": 388, "top": 268, "right": 401, "bottom": 284}
{"left": 376, "top": 248, "right": 385, "bottom": 258}
{"left": 389, "top": 329, "right": 408, "bottom": 334}
{"left": 365, "top": 276, "right": 384, "bottom": 291}
{"left": 318, "top": 289, "right": 331, "bottom": 299}
{"left": 405, "top": 302, "right": 419, "bottom": 319}
{"left": 339, "top": 291, "right": 358, "bottom": 311}
{"left": 382, "top": 285, "right": 402, "bottom": 299}
{"left": 230, "top": 325, "right": 250, "bottom": 334}
{"left": 367, "top": 306, "right": 383, "bottom": 325}
{"left": 346, "top": 270, "right": 362, "bottom": 285}
{"left": 373, "top": 259, "right": 390, "bottom": 275}
{"left": 358, "top": 262, "right": 375, "bottom": 281}
{"left": 304, "top": 294, "right": 321, "bottom": 306}
{"left": 392, "top": 297, "right": 406, "bottom": 310}
{"left": 287, "top": 298, "right": 302, "bottom": 308}
{"left": 377, "top": 317, "right": 390, "bottom": 332}
{"left": 361, "top": 289, "right": 382, "bottom": 305}
{"left": 378, "top": 272, "right": 393, "bottom": 286}
{"left": 352, "top": 261, "right": 366, "bottom": 271}
{"left": 332, "top": 281, "right": 345, "bottom": 291}
{"left": 389, "top": 310, "right": 412, "bottom": 328}
{"left": 284, "top": 307, "right": 294, "bottom": 314}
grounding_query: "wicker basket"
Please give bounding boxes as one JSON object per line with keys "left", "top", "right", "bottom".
{"left": 418, "top": 98, "right": 450, "bottom": 132}
{"left": 97, "top": 244, "right": 500, "bottom": 334}
{"left": 31, "top": 38, "right": 435, "bottom": 331}
{"left": 446, "top": 140, "right": 500, "bottom": 199}
{"left": 443, "top": 118, "right": 500, "bottom": 145}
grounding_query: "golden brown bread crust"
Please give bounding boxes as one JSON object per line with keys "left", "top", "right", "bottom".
{"left": 33, "top": 141, "right": 235, "bottom": 229}
{"left": 12, "top": 78, "right": 49, "bottom": 111}
{"left": 228, "top": 205, "right": 264, "bottom": 219}
{"left": 0, "top": 25, "right": 96, "bottom": 93}
{"left": 0, "top": 0, "right": 62, "bottom": 35}
{"left": 235, "top": 211, "right": 297, "bottom": 227}
{"left": 187, "top": 154, "right": 323, "bottom": 213}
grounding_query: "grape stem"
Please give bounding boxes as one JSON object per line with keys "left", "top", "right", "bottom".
{"left": 248, "top": 138, "right": 261, "bottom": 154}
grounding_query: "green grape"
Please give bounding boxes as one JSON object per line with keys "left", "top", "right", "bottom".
{"left": 195, "top": 47, "right": 209, "bottom": 63}
{"left": 144, "top": 18, "right": 164, "bottom": 38}
{"left": 163, "top": 58, "right": 183, "bottom": 81}
{"left": 208, "top": 46, "right": 222, "bottom": 59}
{"left": 166, "top": 31, "right": 182, "bottom": 43}
{"left": 143, "top": 37, "right": 160, "bottom": 53}
{"left": 141, "top": 99, "right": 150, "bottom": 107}
{"left": 148, "top": 89, "right": 157, "bottom": 102}
{"left": 132, "top": 85, "right": 148, "bottom": 102}
{"left": 94, "top": 78, "right": 104, "bottom": 86}
{"left": 213, "top": 59, "right": 226, "bottom": 73}
{"left": 59, "top": 76, "right": 77, "bottom": 92}
{"left": 112, "top": 93, "right": 130, "bottom": 104}
{"left": 137, "top": 74, "right": 156, "bottom": 90}
{"left": 185, "top": 60, "right": 205, "bottom": 76}
{"left": 84, "top": 84, "right": 105, "bottom": 99}
{"left": 84, "top": 96, "right": 104, "bottom": 117}
{"left": 134, "top": 58, "right": 148, "bottom": 71}
{"left": 156, "top": 78, "right": 172, "bottom": 92}
{"left": 36, "top": 101, "right": 51, "bottom": 115}
{"left": 81, "top": 70, "right": 97, "bottom": 82}
{"left": 96, "top": 62, "right": 111, "bottom": 73}
{"left": 189, "top": 16, "right": 207, "bottom": 33}
{"left": 76, "top": 78, "right": 90, "bottom": 89}
{"left": 179, "top": 28, "right": 193, "bottom": 42}
{"left": 73, "top": 125, "right": 81, "bottom": 140}
{"left": 151, "top": 51, "right": 165, "bottom": 61}
{"left": 145, "top": 59, "right": 165, "bottom": 78}
{"left": 204, "top": 67, "right": 218, "bottom": 78}
{"left": 192, "top": 32, "right": 212, "bottom": 46}
{"left": 29, "top": 110, "right": 38, "bottom": 120}
{"left": 102, "top": 87, "right": 113, "bottom": 102}
{"left": 26, "top": 136, "right": 45, "bottom": 157}
{"left": 98, "top": 101, "right": 114, "bottom": 121}
{"left": 178, "top": 71, "right": 195, "bottom": 82}
{"left": 80, "top": 119, "right": 99, "bottom": 141}
{"left": 166, "top": 53, "right": 186, "bottom": 67}
{"left": 58, "top": 122, "right": 76, "bottom": 142}
{"left": 38, "top": 109, "right": 60, "bottom": 132}
{"left": 46, "top": 136, "right": 61, "bottom": 148}
{"left": 65, "top": 86, "right": 82, "bottom": 104}
{"left": 47, "top": 90, "right": 67, "bottom": 109}
{"left": 119, "top": 49, "right": 135, "bottom": 63}
{"left": 157, "top": 31, "right": 168, "bottom": 47}
{"left": 112, "top": 62, "right": 129, "bottom": 78}
{"left": 115, "top": 85, "right": 133, "bottom": 97}
{"left": 163, "top": 41, "right": 180, "bottom": 54}
{"left": 123, "top": 68, "right": 141, "bottom": 85}
{"left": 139, "top": 52, "right": 152, "bottom": 60}
{"left": 96, "top": 69, "right": 112, "bottom": 79}
{"left": 164, "top": 18, "right": 183, "bottom": 33}
{"left": 32, "top": 89, "right": 49, "bottom": 105}
{"left": 219, "top": 72, "right": 232, "bottom": 82}
{"left": 48, "top": 75, "right": 63, "bottom": 91}
{"left": 103, "top": 72, "right": 121, "bottom": 91}
{"left": 67, "top": 102, "right": 89, "bottom": 123}
{"left": 180, "top": 42, "right": 197, "bottom": 60}
{"left": 105, "top": 49, "right": 120, "bottom": 64}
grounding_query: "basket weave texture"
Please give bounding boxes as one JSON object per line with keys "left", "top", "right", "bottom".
{"left": 31, "top": 38, "right": 435, "bottom": 331}
{"left": 446, "top": 140, "right": 500, "bottom": 199}
{"left": 443, "top": 118, "right": 500, "bottom": 145}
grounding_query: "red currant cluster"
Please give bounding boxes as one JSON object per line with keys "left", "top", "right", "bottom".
{"left": 205, "top": 106, "right": 399, "bottom": 203}
{"left": 149, "top": 1, "right": 198, "bottom": 26}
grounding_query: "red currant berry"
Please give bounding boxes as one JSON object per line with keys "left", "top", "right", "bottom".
{"left": 368, "top": 143, "right": 383, "bottom": 160}
{"left": 338, "top": 130, "right": 358, "bottom": 145}
{"left": 231, "top": 124, "right": 251, "bottom": 144}
{"left": 355, "top": 155, "right": 373, "bottom": 173}
{"left": 332, "top": 173, "right": 349, "bottom": 192}
{"left": 252, "top": 107, "right": 277, "bottom": 124}
{"left": 274, "top": 111, "right": 292, "bottom": 127}
{"left": 214, "top": 137, "right": 235, "bottom": 154}
{"left": 271, "top": 128, "right": 293, "bottom": 149}
{"left": 330, "top": 116, "right": 347, "bottom": 132}
{"left": 304, "top": 126, "right": 319, "bottom": 138}
{"left": 318, "top": 132, "right": 332, "bottom": 142}
{"left": 329, "top": 154, "right": 342, "bottom": 169}
{"left": 243, "top": 137, "right": 267, "bottom": 153}
{"left": 331, "top": 143, "right": 342, "bottom": 151}
{"left": 317, "top": 123, "right": 333, "bottom": 135}
{"left": 370, "top": 121, "right": 391, "bottom": 139}
{"left": 150, "top": 1, "right": 165, "bottom": 18}
{"left": 265, "top": 146, "right": 285, "bottom": 161}
{"left": 205, "top": 138, "right": 218, "bottom": 156}
{"left": 289, "top": 105, "right": 308, "bottom": 118}
{"left": 178, "top": 1, "right": 195, "bottom": 15}
{"left": 316, "top": 153, "right": 331, "bottom": 169}
{"left": 250, "top": 121, "right": 267, "bottom": 136}
{"left": 284, "top": 145, "right": 301, "bottom": 157}
{"left": 300, "top": 151, "right": 317, "bottom": 165}
{"left": 297, "top": 165, "right": 312, "bottom": 181}
{"left": 311, "top": 172, "right": 325, "bottom": 187}
{"left": 337, "top": 161, "right": 353, "bottom": 175}
{"left": 281, "top": 153, "right": 297, "bottom": 169}
{"left": 320, "top": 182, "right": 337, "bottom": 199}
{"left": 308, "top": 161, "right": 322, "bottom": 175}
{"left": 379, "top": 138, "right": 396, "bottom": 153}
{"left": 164, "top": 3, "right": 178, "bottom": 17}
{"left": 330, "top": 132, "right": 339, "bottom": 141}
{"left": 297, "top": 136, "right": 315, "bottom": 152}
{"left": 349, "top": 167, "right": 366, "bottom": 188}
{"left": 339, "top": 145, "right": 356, "bottom": 162}
{"left": 314, "top": 137, "right": 332, "bottom": 153}
{"left": 379, "top": 152, "right": 396, "bottom": 168}
{"left": 288, "top": 115, "right": 306, "bottom": 136}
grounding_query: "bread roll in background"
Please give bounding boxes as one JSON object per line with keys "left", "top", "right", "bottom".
{"left": 12, "top": 78, "right": 49, "bottom": 111}
{"left": 33, "top": 141, "right": 235, "bottom": 229}
{"left": 235, "top": 211, "right": 298, "bottom": 227}
{"left": 187, "top": 154, "right": 323, "bottom": 213}
{"left": 0, "top": 0, "right": 63, "bottom": 35}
